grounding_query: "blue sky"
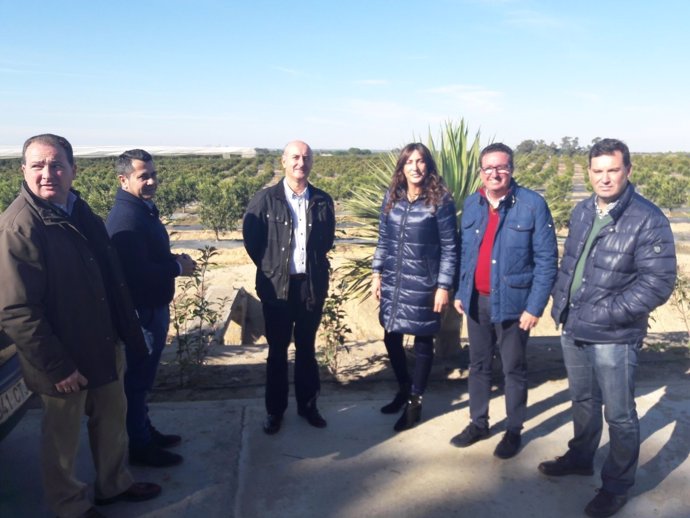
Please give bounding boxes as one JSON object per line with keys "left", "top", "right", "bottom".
{"left": 1, "top": 0, "right": 689, "bottom": 152}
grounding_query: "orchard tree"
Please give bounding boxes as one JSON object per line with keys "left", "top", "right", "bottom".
{"left": 643, "top": 176, "right": 689, "bottom": 210}
{"left": 197, "top": 176, "right": 261, "bottom": 240}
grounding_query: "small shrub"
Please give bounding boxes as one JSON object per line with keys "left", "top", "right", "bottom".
{"left": 670, "top": 267, "right": 690, "bottom": 347}
{"left": 318, "top": 275, "right": 352, "bottom": 375}
{"left": 171, "top": 246, "right": 229, "bottom": 385}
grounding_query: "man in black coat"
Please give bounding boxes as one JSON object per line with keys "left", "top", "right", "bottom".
{"left": 107, "top": 149, "right": 196, "bottom": 467}
{"left": 243, "top": 140, "right": 335, "bottom": 435}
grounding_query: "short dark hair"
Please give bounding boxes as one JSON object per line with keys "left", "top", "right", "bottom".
{"left": 22, "top": 134, "right": 74, "bottom": 166}
{"left": 115, "top": 149, "right": 153, "bottom": 176}
{"left": 589, "top": 138, "right": 631, "bottom": 169}
{"left": 479, "top": 142, "right": 514, "bottom": 170}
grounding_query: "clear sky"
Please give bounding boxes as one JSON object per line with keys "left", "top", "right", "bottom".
{"left": 1, "top": 0, "right": 689, "bottom": 152}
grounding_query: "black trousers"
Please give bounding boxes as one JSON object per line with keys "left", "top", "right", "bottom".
{"left": 466, "top": 292, "right": 529, "bottom": 433}
{"left": 384, "top": 331, "right": 434, "bottom": 395}
{"left": 262, "top": 277, "right": 324, "bottom": 416}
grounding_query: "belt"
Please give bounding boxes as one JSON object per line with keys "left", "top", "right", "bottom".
{"left": 290, "top": 274, "right": 307, "bottom": 281}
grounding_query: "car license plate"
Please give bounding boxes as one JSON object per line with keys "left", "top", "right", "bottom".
{"left": 0, "top": 377, "right": 31, "bottom": 425}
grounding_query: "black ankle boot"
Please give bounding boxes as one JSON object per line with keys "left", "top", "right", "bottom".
{"left": 394, "top": 394, "right": 422, "bottom": 432}
{"left": 380, "top": 389, "right": 409, "bottom": 414}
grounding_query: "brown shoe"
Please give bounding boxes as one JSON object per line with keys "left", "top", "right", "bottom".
{"left": 94, "top": 482, "right": 162, "bottom": 505}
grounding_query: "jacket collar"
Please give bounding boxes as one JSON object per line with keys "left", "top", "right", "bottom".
{"left": 478, "top": 178, "right": 518, "bottom": 209}
{"left": 587, "top": 182, "right": 635, "bottom": 222}
{"left": 271, "top": 178, "right": 323, "bottom": 203}
{"left": 20, "top": 182, "right": 81, "bottom": 224}
{"left": 115, "top": 187, "right": 159, "bottom": 217}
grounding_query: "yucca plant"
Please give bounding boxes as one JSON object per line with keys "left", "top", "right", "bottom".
{"left": 338, "top": 119, "right": 483, "bottom": 356}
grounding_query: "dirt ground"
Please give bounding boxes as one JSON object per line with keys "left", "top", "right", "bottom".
{"left": 151, "top": 227, "right": 690, "bottom": 403}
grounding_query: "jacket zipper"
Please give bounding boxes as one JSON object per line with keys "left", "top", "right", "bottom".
{"left": 386, "top": 201, "right": 411, "bottom": 331}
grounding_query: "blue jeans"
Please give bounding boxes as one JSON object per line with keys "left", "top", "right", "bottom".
{"left": 124, "top": 304, "right": 170, "bottom": 450}
{"left": 561, "top": 334, "right": 641, "bottom": 495}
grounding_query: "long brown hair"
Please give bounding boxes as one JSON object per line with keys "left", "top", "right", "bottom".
{"left": 384, "top": 142, "right": 448, "bottom": 214}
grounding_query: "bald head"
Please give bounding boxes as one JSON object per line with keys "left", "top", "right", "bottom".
{"left": 281, "top": 140, "right": 313, "bottom": 191}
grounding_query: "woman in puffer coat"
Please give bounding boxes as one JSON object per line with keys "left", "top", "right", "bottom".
{"left": 372, "top": 143, "right": 458, "bottom": 432}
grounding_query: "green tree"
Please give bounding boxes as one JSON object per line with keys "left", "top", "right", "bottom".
{"left": 643, "top": 176, "right": 689, "bottom": 210}
{"left": 197, "top": 176, "right": 260, "bottom": 240}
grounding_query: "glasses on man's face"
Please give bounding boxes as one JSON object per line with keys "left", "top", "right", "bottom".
{"left": 479, "top": 166, "right": 511, "bottom": 175}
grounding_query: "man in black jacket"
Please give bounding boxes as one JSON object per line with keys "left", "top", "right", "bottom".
{"left": 538, "top": 139, "right": 676, "bottom": 518}
{"left": 243, "top": 140, "right": 335, "bottom": 435}
{"left": 107, "top": 149, "right": 196, "bottom": 467}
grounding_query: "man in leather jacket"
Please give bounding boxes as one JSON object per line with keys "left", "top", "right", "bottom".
{"left": 243, "top": 140, "right": 335, "bottom": 435}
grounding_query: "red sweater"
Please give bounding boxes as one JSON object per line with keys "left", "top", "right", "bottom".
{"left": 474, "top": 197, "right": 500, "bottom": 296}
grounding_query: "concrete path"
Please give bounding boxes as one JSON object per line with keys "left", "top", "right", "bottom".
{"left": 2, "top": 373, "right": 689, "bottom": 518}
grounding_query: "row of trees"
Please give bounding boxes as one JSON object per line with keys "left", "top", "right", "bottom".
{"left": 515, "top": 136, "right": 599, "bottom": 156}
{"left": 2, "top": 138, "right": 689, "bottom": 238}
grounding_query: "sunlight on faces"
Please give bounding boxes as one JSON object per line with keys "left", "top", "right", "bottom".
{"left": 119, "top": 159, "right": 158, "bottom": 201}
{"left": 588, "top": 151, "right": 631, "bottom": 206}
{"left": 403, "top": 150, "right": 427, "bottom": 193}
{"left": 282, "top": 141, "right": 313, "bottom": 186}
{"left": 22, "top": 142, "right": 76, "bottom": 205}
{"left": 480, "top": 151, "right": 512, "bottom": 198}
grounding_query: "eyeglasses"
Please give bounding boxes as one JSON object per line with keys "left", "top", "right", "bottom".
{"left": 479, "top": 166, "right": 512, "bottom": 175}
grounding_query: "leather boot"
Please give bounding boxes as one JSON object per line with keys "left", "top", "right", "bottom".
{"left": 380, "top": 383, "right": 410, "bottom": 414}
{"left": 394, "top": 394, "right": 422, "bottom": 432}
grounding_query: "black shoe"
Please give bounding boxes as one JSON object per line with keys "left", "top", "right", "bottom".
{"left": 393, "top": 394, "right": 422, "bottom": 432}
{"left": 149, "top": 424, "right": 181, "bottom": 449}
{"left": 129, "top": 444, "right": 183, "bottom": 467}
{"left": 298, "top": 407, "right": 327, "bottom": 428}
{"left": 94, "top": 482, "right": 162, "bottom": 505}
{"left": 74, "top": 507, "right": 107, "bottom": 518}
{"left": 494, "top": 431, "right": 522, "bottom": 459}
{"left": 380, "top": 390, "right": 409, "bottom": 414}
{"left": 263, "top": 414, "right": 283, "bottom": 435}
{"left": 450, "top": 423, "right": 490, "bottom": 447}
{"left": 584, "top": 489, "right": 628, "bottom": 517}
{"left": 538, "top": 454, "right": 594, "bottom": 476}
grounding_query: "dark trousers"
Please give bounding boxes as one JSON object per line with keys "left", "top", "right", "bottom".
{"left": 262, "top": 277, "right": 323, "bottom": 416}
{"left": 124, "top": 304, "right": 169, "bottom": 450}
{"left": 384, "top": 331, "right": 434, "bottom": 395}
{"left": 467, "top": 293, "right": 529, "bottom": 433}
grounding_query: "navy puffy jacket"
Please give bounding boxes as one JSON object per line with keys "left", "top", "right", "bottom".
{"left": 373, "top": 191, "right": 458, "bottom": 335}
{"left": 551, "top": 183, "right": 676, "bottom": 343}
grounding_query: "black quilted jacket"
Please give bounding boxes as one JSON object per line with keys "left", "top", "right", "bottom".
{"left": 551, "top": 183, "right": 676, "bottom": 343}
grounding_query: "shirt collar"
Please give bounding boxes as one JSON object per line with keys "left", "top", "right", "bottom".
{"left": 51, "top": 191, "right": 78, "bottom": 216}
{"left": 283, "top": 180, "right": 309, "bottom": 201}
{"left": 479, "top": 186, "right": 511, "bottom": 209}
{"left": 595, "top": 196, "right": 620, "bottom": 218}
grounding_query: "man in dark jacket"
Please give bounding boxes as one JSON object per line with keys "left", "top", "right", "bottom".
{"left": 538, "top": 139, "right": 676, "bottom": 518}
{"left": 0, "top": 134, "right": 160, "bottom": 518}
{"left": 452, "top": 143, "right": 558, "bottom": 459}
{"left": 243, "top": 140, "right": 335, "bottom": 435}
{"left": 106, "top": 149, "right": 196, "bottom": 468}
